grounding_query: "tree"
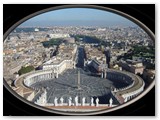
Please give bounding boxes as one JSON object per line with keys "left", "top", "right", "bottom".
{"left": 18, "top": 66, "right": 35, "bottom": 75}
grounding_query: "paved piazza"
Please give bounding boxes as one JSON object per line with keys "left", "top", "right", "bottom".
{"left": 31, "top": 68, "right": 119, "bottom": 104}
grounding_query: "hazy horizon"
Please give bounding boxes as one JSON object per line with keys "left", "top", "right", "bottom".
{"left": 19, "top": 8, "right": 137, "bottom": 27}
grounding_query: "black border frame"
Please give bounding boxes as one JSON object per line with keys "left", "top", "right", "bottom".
{"left": 3, "top": 4, "right": 155, "bottom": 116}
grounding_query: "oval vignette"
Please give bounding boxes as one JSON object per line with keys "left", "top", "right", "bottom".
{"left": 3, "top": 5, "right": 155, "bottom": 115}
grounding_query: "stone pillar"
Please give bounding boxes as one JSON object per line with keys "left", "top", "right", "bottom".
{"left": 43, "top": 89, "right": 47, "bottom": 105}
{"left": 60, "top": 97, "right": 64, "bottom": 106}
{"left": 68, "top": 97, "right": 72, "bottom": 106}
{"left": 124, "top": 97, "right": 127, "bottom": 102}
{"left": 91, "top": 97, "right": 94, "bottom": 106}
{"left": 82, "top": 97, "right": 86, "bottom": 106}
{"left": 75, "top": 96, "right": 78, "bottom": 106}
{"left": 101, "top": 72, "right": 103, "bottom": 78}
{"left": 109, "top": 98, "right": 113, "bottom": 107}
{"left": 84, "top": 59, "right": 86, "bottom": 67}
{"left": 73, "top": 62, "right": 76, "bottom": 69}
{"left": 49, "top": 73, "right": 51, "bottom": 78}
{"left": 104, "top": 67, "right": 107, "bottom": 78}
{"left": 56, "top": 72, "right": 58, "bottom": 78}
{"left": 96, "top": 98, "right": 99, "bottom": 107}
{"left": 104, "top": 72, "right": 106, "bottom": 79}
{"left": 114, "top": 88, "right": 117, "bottom": 92}
{"left": 54, "top": 97, "right": 58, "bottom": 106}
{"left": 119, "top": 67, "right": 122, "bottom": 71}
{"left": 52, "top": 72, "right": 54, "bottom": 78}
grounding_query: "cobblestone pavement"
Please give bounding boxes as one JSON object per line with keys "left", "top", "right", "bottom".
{"left": 31, "top": 68, "right": 119, "bottom": 104}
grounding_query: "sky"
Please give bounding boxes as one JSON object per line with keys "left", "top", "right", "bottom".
{"left": 20, "top": 8, "right": 136, "bottom": 27}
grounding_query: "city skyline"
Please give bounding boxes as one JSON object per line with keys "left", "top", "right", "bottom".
{"left": 20, "top": 8, "right": 136, "bottom": 27}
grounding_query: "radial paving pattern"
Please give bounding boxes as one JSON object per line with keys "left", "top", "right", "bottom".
{"left": 31, "top": 68, "right": 119, "bottom": 104}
